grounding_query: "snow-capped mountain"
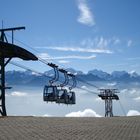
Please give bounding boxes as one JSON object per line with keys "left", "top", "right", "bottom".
{"left": 5, "top": 69, "right": 140, "bottom": 86}
{"left": 88, "top": 69, "right": 110, "bottom": 79}
{"left": 129, "top": 71, "right": 139, "bottom": 78}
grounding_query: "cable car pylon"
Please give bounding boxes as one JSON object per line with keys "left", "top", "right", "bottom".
{"left": 0, "top": 26, "right": 38, "bottom": 116}
{"left": 98, "top": 89, "right": 119, "bottom": 117}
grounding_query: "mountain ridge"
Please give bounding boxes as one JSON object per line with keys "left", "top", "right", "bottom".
{"left": 5, "top": 69, "right": 140, "bottom": 86}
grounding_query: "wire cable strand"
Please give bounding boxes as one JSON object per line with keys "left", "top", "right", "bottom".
{"left": 5, "top": 33, "right": 102, "bottom": 91}
{"left": 76, "top": 85, "right": 99, "bottom": 95}
{"left": 9, "top": 61, "right": 99, "bottom": 95}
{"left": 118, "top": 100, "right": 126, "bottom": 116}
{"left": 9, "top": 61, "right": 51, "bottom": 79}
{"left": 11, "top": 40, "right": 100, "bottom": 90}
{"left": 4, "top": 30, "right": 127, "bottom": 117}
{"left": 77, "top": 77, "right": 99, "bottom": 89}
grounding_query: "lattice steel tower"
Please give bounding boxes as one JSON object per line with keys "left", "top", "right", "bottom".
{"left": 98, "top": 89, "right": 119, "bottom": 117}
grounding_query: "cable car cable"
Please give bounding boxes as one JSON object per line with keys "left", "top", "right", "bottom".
{"left": 118, "top": 100, "right": 126, "bottom": 116}
{"left": 10, "top": 61, "right": 98, "bottom": 95}
{"left": 68, "top": 73, "right": 77, "bottom": 90}
{"left": 77, "top": 77, "right": 99, "bottom": 89}
{"left": 76, "top": 85, "right": 98, "bottom": 95}
{"left": 6, "top": 33, "right": 101, "bottom": 91}
{"left": 9, "top": 61, "right": 52, "bottom": 79}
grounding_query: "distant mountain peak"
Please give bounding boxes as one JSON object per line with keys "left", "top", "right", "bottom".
{"left": 66, "top": 68, "right": 84, "bottom": 75}
{"left": 88, "top": 69, "right": 110, "bottom": 79}
{"left": 129, "top": 70, "right": 138, "bottom": 78}
{"left": 5, "top": 69, "right": 140, "bottom": 86}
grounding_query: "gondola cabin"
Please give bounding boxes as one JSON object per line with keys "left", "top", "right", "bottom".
{"left": 56, "top": 89, "right": 69, "bottom": 104}
{"left": 67, "top": 91, "right": 76, "bottom": 105}
{"left": 43, "top": 85, "right": 58, "bottom": 102}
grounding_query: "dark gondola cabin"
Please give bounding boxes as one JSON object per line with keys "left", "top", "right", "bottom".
{"left": 67, "top": 91, "right": 76, "bottom": 105}
{"left": 56, "top": 89, "right": 69, "bottom": 104}
{"left": 43, "top": 85, "right": 58, "bottom": 102}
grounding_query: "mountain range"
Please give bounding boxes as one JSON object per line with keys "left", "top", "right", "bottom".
{"left": 5, "top": 69, "right": 140, "bottom": 86}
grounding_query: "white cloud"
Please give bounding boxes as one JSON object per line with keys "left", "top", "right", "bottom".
{"left": 96, "top": 37, "right": 109, "bottom": 48}
{"left": 39, "top": 53, "right": 96, "bottom": 60}
{"left": 54, "top": 55, "right": 96, "bottom": 60}
{"left": 33, "top": 114, "right": 52, "bottom": 117}
{"left": 107, "top": 82, "right": 117, "bottom": 86}
{"left": 77, "top": 0, "right": 95, "bottom": 26}
{"left": 81, "top": 37, "right": 111, "bottom": 49}
{"left": 129, "top": 89, "right": 137, "bottom": 95}
{"left": 127, "top": 40, "right": 132, "bottom": 47}
{"left": 42, "top": 46, "right": 112, "bottom": 54}
{"left": 95, "top": 97, "right": 102, "bottom": 102}
{"left": 133, "top": 97, "right": 140, "bottom": 102}
{"left": 31, "top": 72, "right": 42, "bottom": 76}
{"left": 113, "top": 38, "right": 121, "bottom": 45}
{"left": 43, "top": 114, "right": 51, "bottom": 117}
{"left": 127, "top": 110, "right": 140, "bottom": 116}
{"left": 120, "top": 89, "right": 128, "bottom": 94}
{"left": 81, "top": 85, "right": 88, "bottom": 89}
{"left": 38, "top": 52, "right": 50, "bottom": 59}
{"left": 10, "top": 91, "right": 28, "bottom": 97}
{"left": 36, "top": 37, "right": 115, "bottom": 54}
{"left": 129, "top": 70, "right": 136, "bottom": 74}
{"left": 127, "top": 57, "right": 140, "bottom": 61}
{"left": 121, "top": 88, "right": 138, "bottom": 95}
{"left": 58, "top": 60, "right": 70, "bottom": 64}
{"left": 65, "top": 109, "right": 101, "bottom": 117}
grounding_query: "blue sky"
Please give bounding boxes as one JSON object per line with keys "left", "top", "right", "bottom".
{"left": 1, "top": 0, "right": 140, "bottom": 73}
{"left": 1, "top": 0, "right": 140, "bottom": 117}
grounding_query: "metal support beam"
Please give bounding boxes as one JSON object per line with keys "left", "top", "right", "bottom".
{"left": 0, "top": 26, "right": 25, "bottom": 116}
{"left": 0, "top": 27, "right": 25, "bottom": 32}
{"left": 0, "top": 57, "right": 7, "bottom": 116}
{"left": 0, "top": 29, "right": 7, "bottom": 116}
{"left": 105, "top": 98, "right": 113, "bottom": 117}
{"left": 4, "top": 58, "right": 12, "bottom": 66}
{"left": 98, "top": 89, "right": 119, "bottom": 117}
